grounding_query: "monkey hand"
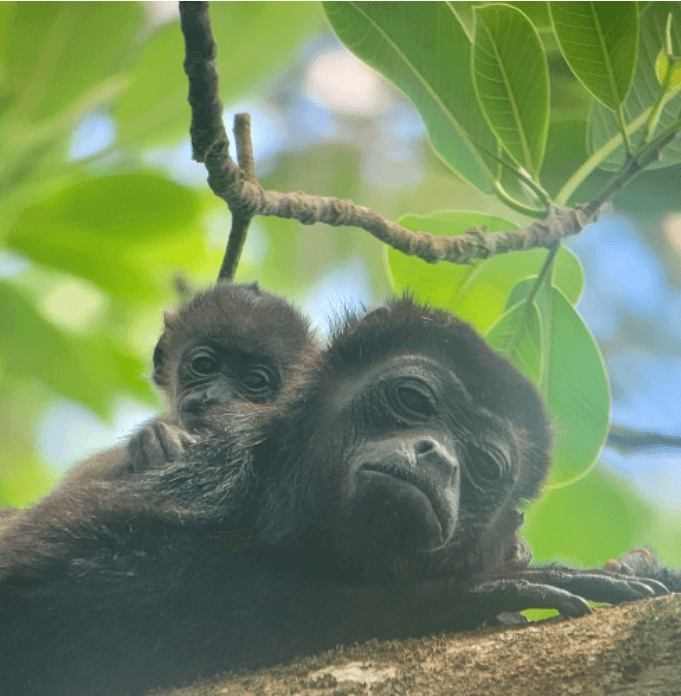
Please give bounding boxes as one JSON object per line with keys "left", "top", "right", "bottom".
{"left": 604, "top": 548, "right": 681, "bottom": 593}
{"left": 124, "top": 421, "right": 198, "bottom": 474}
{"left": 418, "top": 566, "right": 668, "bottom": 626}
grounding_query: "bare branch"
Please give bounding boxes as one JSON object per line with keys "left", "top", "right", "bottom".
{"left": 179, "top": 2, "right": 255, "bottom": 282}
{"left": 179, "top": 2, "right": 679, "bottom": 273}
{"left": 178, "top": 2, "right": 225, "bottom": 163}
{"left": 607, "top": 424, "right": 681, "bottom": 454}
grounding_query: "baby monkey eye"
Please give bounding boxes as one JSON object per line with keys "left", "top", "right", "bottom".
{"left": 241, "top": 366, "right": 274, "bottom": 394}
{"left": 190, "top": 354, "right": 220, "bottom": 375}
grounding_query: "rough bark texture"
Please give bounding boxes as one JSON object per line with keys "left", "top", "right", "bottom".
{"left": 154, "top": 595, "right": 681, "bottom": 696}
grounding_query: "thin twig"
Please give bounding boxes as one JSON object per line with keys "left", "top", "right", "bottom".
{"left": 234, "top": 113, "right": 255, "bottom": 180}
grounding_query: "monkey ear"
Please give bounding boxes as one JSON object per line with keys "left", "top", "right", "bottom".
{"left": 152, "top": 310, "right": 178, "bottom": 389}
{"left": 163, "top": 309, "right": 178, "bottom": 327}
{"left": 152, "top": 341, "right": 168, "bottom": 388}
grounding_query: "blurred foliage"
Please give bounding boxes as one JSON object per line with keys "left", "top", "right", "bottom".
{"left": 0, "top": 1, "right": 679, "bottom": 570}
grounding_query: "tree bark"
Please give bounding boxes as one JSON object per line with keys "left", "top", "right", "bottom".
{"left": 157, "top": 595, "right": 681, "bottom": 695}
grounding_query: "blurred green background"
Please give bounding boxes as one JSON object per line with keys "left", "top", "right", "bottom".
{"left": 1, "top": 2, "right": 680, "bottom": 572}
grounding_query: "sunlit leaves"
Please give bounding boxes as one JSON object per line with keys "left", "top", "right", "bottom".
{"left": 525, "top": 468, "right": 655, "bottom": 565}
{"left": 550, "top": 2, "right": 638, "bottom": 111}
{"left": 588, "top": 2, "right": 681, "bottom": 170}
{"left": 472, "top": 4, "right": 549, "bottom": 177}
{"left": 0, "top": 2, "right": 144, "bottom": 122}
{"left": 486, "top": 300, "right": 543, "bottom": 384}
{"left": 386, "top": 211, "right": 584, "bottom": 333}
{"left": 324, "top": 1, "right": 497, "bottom": 193}
{"left": 116, "top": 2, "right": 322, "bottom": 149}
{"left": 5, "top": 174, "right": 205, "bottom": 300}
{"left": 0, "top": 282, "right": 152, "bottom": 418}
{"left": 502, "top": 280, "right": 610, "bottom": 486}
{"left": 656, "top": 51, "right": 681, "bottom": 87}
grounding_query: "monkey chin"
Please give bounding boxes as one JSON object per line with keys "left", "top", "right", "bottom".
{"left": 355, "top": 468, "right": 447, "bottom": 552}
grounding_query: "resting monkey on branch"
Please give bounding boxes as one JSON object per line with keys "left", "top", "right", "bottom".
{"left": 0, "top": 298, "right": 669, "bottom": 696}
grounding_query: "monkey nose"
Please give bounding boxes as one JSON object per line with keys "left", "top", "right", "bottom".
{"left": 412, "top": 438, "right": 459, "bottom": 479}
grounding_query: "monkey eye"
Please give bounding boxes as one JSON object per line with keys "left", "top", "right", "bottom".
{"left": 190, "top": 353, "right": 220, "bottom": 375}
{"left": 392, "top": 380, "right": 435, "bottom": 420}
{"left": 470, "top": 445, "right": 507, "bottom": 483}
{"left": 241, "top": 366, "right": 275, "bottom": 396}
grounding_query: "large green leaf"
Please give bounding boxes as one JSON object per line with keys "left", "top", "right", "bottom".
{"left": 0, "top": 2, "right": 144, "bottom": 122}
{"left": 386, "top": 211, "right": 584, "bottom": 333}
{"left": 588, "top": 2, "right": 681, "bottom": 170}
{"left": 525, "top": 466, "right": 656, "bottom": 566}
{"left": 0, "top": 282, "right": 152, "bottom": 417}
{"left": 116, "top": 3, "right": 322, "bottom": 149}
{"left": 473, "top": 4, "right": 549, "bottom": 177}
{"left": 546, "top": 289, "right": 609, "bottom": 485}
{"left": 5, "top": 174, "right": 205, "bottom": 299}
{"left": 506, "top": 281, "right": 610, "bottom": 486}
{"left": 324, "top": 2, "right": 497, "bottom": 193}
{"left": 550, "top": 2, "right": 638, "bottom": 112}
{"left": 432, "top": 3, "right": 552, "bottom": 53}
{"left": 486, "top": 300, "right": 543, "bottom": 383}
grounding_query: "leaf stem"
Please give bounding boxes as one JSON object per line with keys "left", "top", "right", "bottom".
{"left": 555, "top": 83, "right": 681, "bottom": 206}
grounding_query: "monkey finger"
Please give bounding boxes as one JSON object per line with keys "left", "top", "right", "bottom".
{"left": 506, "top": 567, "right": 669, "bottom": 603}
{"left": 468, "top": 579, "right": 593, "bottom": 617}
{"left": 573, "top": 568, "right": 669, "bottom": 596}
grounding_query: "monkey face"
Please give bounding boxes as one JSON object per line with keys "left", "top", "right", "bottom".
{"left": 176, "top": 338, "right": 282, "bottom": 430}
{"left": 306, "top": 353, "right": 519, "bottom": 576}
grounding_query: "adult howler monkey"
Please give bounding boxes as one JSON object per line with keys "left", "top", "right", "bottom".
{"left": 62, "top": 282, "right": 317, "bottom": 486}
{"left": 0, "top": 298, "right": 667, "bottom": 696}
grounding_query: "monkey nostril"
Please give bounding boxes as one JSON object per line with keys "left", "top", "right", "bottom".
{"left": 415, "top": 440, "right": 435, "bottom": 455}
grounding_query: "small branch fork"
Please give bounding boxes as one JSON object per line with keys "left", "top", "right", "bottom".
{"left": 178, "top": 2, "right": 674, "bottom": 282}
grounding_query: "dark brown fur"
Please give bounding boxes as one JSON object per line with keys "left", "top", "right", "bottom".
{"left": 62, "top": 282, "right": 318, "bottom": 487}
{"left": 0, "top": 298, "right": 666, "bottom": 696}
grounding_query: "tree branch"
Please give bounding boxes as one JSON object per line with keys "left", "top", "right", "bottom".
{"left": 179, "top": 2, "right": 255, "bottom": 283}
{"left": 607, "top": 424, "right": 681, "bottom": 454}
{"left": 178, "top": 1, "right": 678, "bottom": 276}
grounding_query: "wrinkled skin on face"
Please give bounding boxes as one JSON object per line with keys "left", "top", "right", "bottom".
{"left": 0, "top": 298, "right": 668, "bottom": 696}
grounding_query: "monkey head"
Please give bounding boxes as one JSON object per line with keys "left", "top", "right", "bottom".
{"left": 256, "top": 297, "right": 551, "bottom": 581}
{"left": 152, "top": 282, "right": 318, "bottom": 431}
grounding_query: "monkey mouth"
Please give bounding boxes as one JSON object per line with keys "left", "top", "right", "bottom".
{"left": 359, "top": 463, "right": 449, "bottom": 546}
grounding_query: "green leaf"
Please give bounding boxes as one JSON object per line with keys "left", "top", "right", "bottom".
{"left": 588, "top": 2, "right": 681, "bottom": 170}
{"left": 501, "top": 280, "right": 609, "bottom": 485}
{"left": 386, "top": 211, "right": 584, "bottom": 332}
{"left": 485, "top": 300, "right": 543, "bottom": 383}
{"left": 550, "top": 2, "right": 638, "bottom": 112}
{"left": 116, "top": 3, "right": 322, "bottom": 149}
{"left": 473, "top": 4, "right": 549, "bottom": 177}
{"left": 525, "top": 467, "right": 655, "bottom": 565}
{"left": 507, "top": 264, "right": 584, "bottom": 309}
{"left": 0, "top": 282, "right": 151, "bottom": 417}
{"left": 0, "top": 2, "right": 144, "bottom": 122}
{"left": 324, "top": 2, "right": 497, "bottom": 193}
{"left": 535, "top": 285, "right": 610, "bottom": 486}
{"left": 5, "top": 174, "right": 205, "bottom": 299}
